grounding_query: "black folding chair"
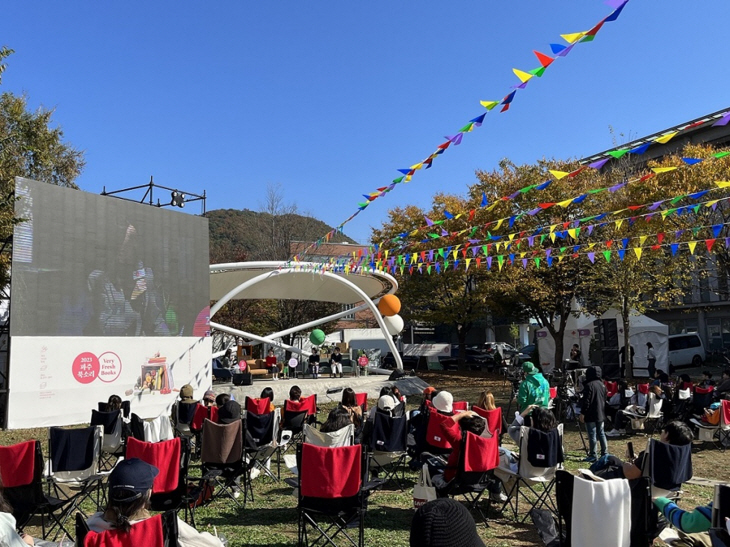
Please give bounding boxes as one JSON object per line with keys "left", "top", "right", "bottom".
{"left": 368, "top": 412, "right": 409, "bottom": 490}
{"left": 90, "top": 409, "right": 124, "bottom": 469}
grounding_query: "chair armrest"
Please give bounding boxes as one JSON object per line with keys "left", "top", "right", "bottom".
{"left": 202, "top": 470, "right": 222, "bottom": 481}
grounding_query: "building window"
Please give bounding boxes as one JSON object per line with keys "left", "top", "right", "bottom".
{"left": 341, "top": 304, "right": 355, "bottom": 321}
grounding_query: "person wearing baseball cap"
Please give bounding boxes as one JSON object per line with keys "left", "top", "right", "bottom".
{"left": 517, "top": 361, "right": 550, "bottom": 413}
{"left": 86, "top": 458, "right": 223, "bottom": 546}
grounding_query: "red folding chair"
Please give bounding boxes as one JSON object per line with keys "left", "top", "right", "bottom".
{"left": 452, "top": 401, "right": 469, "bottom": 412}
{"left": 425, "top": 411, "right": 455, "bottom": 455}
{"left": 246, "top": 397, "right": 272, "bottom": 416}
{"left": 436, "top": 431, "right": 500, "bottom": 526}
{"left": 297, "top": 443, "right": 381, "bottom": 547}
{"left": 76, "top": 511, "right": 178, "bottom": 546}
{"left": 354, "top": 393, "right": 368, "bottom": 413}
{"left": 604, "top": 381, "right": 618, "bottom": 398}
{"left": 473, "top": 406, "right": 503, "bottom": 438}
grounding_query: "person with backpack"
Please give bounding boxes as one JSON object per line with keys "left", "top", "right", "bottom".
{"left": 578, "top": 365, "right": 608, "bottom": 463}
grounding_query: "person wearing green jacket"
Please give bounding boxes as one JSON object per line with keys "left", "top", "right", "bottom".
{"left": 517, "top": 362, "right": 550, "bottom": 412}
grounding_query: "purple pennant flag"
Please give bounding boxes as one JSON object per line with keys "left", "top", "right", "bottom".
{"left": 428, "top": 250, "right": 434, "bottom": 261}
{"left": 587, "top": 225, "right": 594, "bottom": 236}
{"left": 522, "top": 258, "right": 528, "bottom": 269}
{"left": 556, "top": 43, "right": 576, "bottom": 57}
{"left": 645, "top": 214, "right": 654, "bottom": 222}
{"left": 545, "top": 249, "right": 552, "bottom": 258}
{"left": 510, "top": 81, "right": 529, "bottom": 90}
{"left": 527, "top": 207, "right": 541, "bottom": 216}
{"left": 471, "top": 246, "right": 479, "bottom": 256}
{"left": 609, "top": 182, "right": 627, "bottom": 193}
{"left": 528, "top": 236, "right": 535, "bottom": 247}
{"left": 445, "top": 133, "right": 463, "bottom": 145}
{"left": 648, "top": 201, "right": 663, "bottom": 211}
{"left": 441, "top": 229, "right": 449, "bottom": 236}
{"left": 605, "top": 0, "right": 627, "bottom": 8}
{"left": 605, "top": 0, "right": 628, "bottom": 21}
{"left": 713, "top": 113, "right": 730, "bottom": 127}
{"left": 725, "top": 237, "right": 730, "bottom": 248}
{"left": 425, "top": 216, "right": 434, "bottom": 226}
{"left": 713, "top": 202, "right": 719, "bottom": 211}
{"left": 487, "top": 256, "right": 492, "bottom": 269}
{"left": 588, "top": 252, "right": 595, "bottom": 264}
{"left": 508, "top": 190, "right": 521, "bottom": 200}
{"left": 589, "top": 158, "right": 610, "bottom": 169}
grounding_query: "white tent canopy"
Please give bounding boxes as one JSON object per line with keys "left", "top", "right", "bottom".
{"left": 536, "top": 313, "right": 595, "bottom": 373}
{"left": 600, "top": 308, "right": 669, "bottom": 376}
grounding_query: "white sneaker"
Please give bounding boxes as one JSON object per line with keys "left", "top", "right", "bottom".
{"left": 250, "top": 467, "right": 261, "bottom": 480}
{"left": 233, "top": 486, "right": 241, "bottom": 499}
{"left": 606, "top": 429, "right": 626, "bottom": 437}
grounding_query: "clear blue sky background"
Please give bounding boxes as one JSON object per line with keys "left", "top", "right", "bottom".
{"left": 2, "top": 1, "right": 728, "bottom": 244}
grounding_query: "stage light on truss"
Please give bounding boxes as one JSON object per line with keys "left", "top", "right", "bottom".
{"left": 171, "top": 190, "right": 185, "bottom": 208}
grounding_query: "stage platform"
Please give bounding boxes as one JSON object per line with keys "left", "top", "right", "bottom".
{"left": 212, "top": 374, "right": 429, "bottom": 405}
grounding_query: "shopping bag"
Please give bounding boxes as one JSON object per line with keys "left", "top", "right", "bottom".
{"left": 413, "top": 464, "right": 437, "bottom": 509}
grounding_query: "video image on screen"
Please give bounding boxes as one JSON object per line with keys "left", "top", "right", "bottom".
{"left": 11, "top": 177, "right": 210, "bottom": 337}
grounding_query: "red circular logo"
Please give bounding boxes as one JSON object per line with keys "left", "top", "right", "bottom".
{"left": 72, "top": 352, "right": 100, "bottom": 384}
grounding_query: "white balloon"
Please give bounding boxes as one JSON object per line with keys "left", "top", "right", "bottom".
{"left": 383, "top": 314, "right": 404, "bottom": 335}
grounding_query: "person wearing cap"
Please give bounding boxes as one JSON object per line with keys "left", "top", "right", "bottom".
{"left": 179, "top": 384, "right": 195, "bottom": 403}
{"left": 411, "top": 498, "right": 485, "bottom": 547}
{"left": 202, "top": 390, "right": 216, "bottom": 407}
{"left": 217, "top": 400, "right": 242, "bottom": 424}
{"left": 432, "top": 391, "right": 454, "bottom": 416}
{"left": 86, "top": 458, "right": 223, "bottom": 546}
{"left": 517, "top": 362, "right": 550, "bottom": 413}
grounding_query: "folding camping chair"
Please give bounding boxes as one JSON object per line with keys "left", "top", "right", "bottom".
{"left": 45, "top": 426, "right": 105, "bottom": 539}
{"left": 624, "top": 392, "right": 664, "bottom": 436}
{"left": 189, "top": 404, "right": 219, "bottom": 459}
{"left": 436, "top": 430, "right": 500, "bottom": 527}
{"left": 424, "top": 410, "right": 456, "bottom": 456}
{"left": 297, "top": 443, "right": 382, "bottom": 547}
{"left": 709, "top": 484, "right": 730, "bottom": 547}
{"left": 303, "top": 423, "right": 354, "bottom": 448}
{"left": 76, "top": 510, "right": 178, "bottom": 547}
{"left": 283, "top": 395, "right": 318, "bottom": 447}
{"left": 472, "top": 406, "right": 503, "bottom": 439}
{"left": 641, "top": 438, "right": 693, "bottom": 500}
{"left": 691, "top": 399, "right": 730, "bottom": 450}
{"left": 200, "top": 418, "right": 251, "bottom": 507}
{"left": 368, "top": 412, "right": 409, "bottom": 490}
{"left": 125, "top": 436, "right": 197, "bottom": 526}
{"left": 129, "top": 413, "right": 146, "bottom": 441}
{"left": 97, "top": 400, "right": 131, "bottom": 419}
{"left": 354, "top": 393, "right": 368, "bottom": 414}
{"left": 90, "top": 409, "right": 124, "bottom": 469}
{"left": 0, "top": 440, "right": 76, "bottom": 541}
{"left": 498, "top": 424, "right": 564, "bottom": 523}
{"left": 556, "top": 470, "right": 655, "bottom": 547}
{"left": 693, "top": 386, "right": 715, "bottom": 416}
{"left": 452, "top": 401, "right": 469, "bottom": 412}
{"left": 174, "top": 401, "right": 198, "bottom": 438}
{"left": 244, "top": 407, "right": 281, "bottom": 484}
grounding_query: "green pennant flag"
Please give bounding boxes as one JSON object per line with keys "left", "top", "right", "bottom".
{"left": 444, "top": 260, "right": 449, "bottom": 270}
{"left": 429, "top": 233, "right": 439, "bottom": 239}
{"left": 519, "top": 185, "right": 536, "bottom": 194}
{"left": 580, "top": 34, "right": 596, "bottom": 43}
{"left": 540, "top": 234, "right": 547, "bottom": 244}
{"left": 482, "top": 245, "right": 488, "bottom": 255}
{"left": 438, "top": 248, "right": 444, "bottom": 258}
{"left": 434, "top": 220, "right": 445, "bottom": 226}
{"left": 534, "top": 257, "right": 541, "bottom": 269}
{"left": 469, "top": 226, "right": 478, "bottom": 236}
{"left": 692, "top": 227, "right": 700, "bottom": 237}
{"left": 529, "top": 66, "right": 547, "bottom": 77}
{"left": 497, "top": 255, "right": 504, "bottom": 271}
{"left": 670, "top": 195, "right": 686, "bottom": 205}
{"left": 603, "top": 250, "right": 612, "bottom": 262}
{"left": 714, "top": 151, "right": 730, "bottom": 159}
{"left": 693, "top": 204, "right": 701, "bottom": 213}
{"left": 588, "top": 188, "right": 605, "bottom": 194}
{"left": 357, "top": 202, "right": 369, "bottom": 208}
{"left": 427, "top": 265, "right": 432, "bottom": 274}
{"left": 392, "top": 176, "right": 405, "bottom": 183}
{"left": 559, "top": 247, "right": 567, "bottom": 254}
{"left": 459, "top": 122, "right": 474, "bottom": 132}
{"left": 607, "top": 149, "right": 629, "bottom": 159}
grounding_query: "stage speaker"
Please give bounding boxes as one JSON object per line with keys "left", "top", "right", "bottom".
{"left": 389, "top": 370, "right": 407, "bottom": 381}
{"left": 233, "top": 373, "right": 252, "bottom": 386}
{"left": 602, "top": 319, "right": 619, "bottom": 349}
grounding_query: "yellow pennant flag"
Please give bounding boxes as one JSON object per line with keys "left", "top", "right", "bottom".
{"left": 404, "top": 175, "right": 412, "bottom": 182}
{"left": 612, "top": 209, "right": 626, "bottom": 216}
{"left": 654, "top": 132, "right": 678, "bottom": 144}
{"left": 561, "top": 31, "right": 586, "bottom": 43}
{"left": 495, "top": 218, "right": 504, "bottom": 230}
{"left": 384, "top": 250, "right": 389, "bottom": 259}
{"left": 452, "top": 250, "right": 458, "bottom": 260}
{"left": 588, "top": 243, "right": 596, "bottom": 250}
{"left": 508, "top": 233, "right": 516, "bottom": 242}
{"left": 410, "top": 163, "right": 423, "bottom": 171}
{"left": 410, "top": 254, "right": 417, "bottom": 264}
{"left": 715, "top": 181, "right": 730, "bottom": 188}
{"left": 705, "top": 200, "right": 720, "bottom": 208}
{"left": 550, "top": 232, "right": 557, "bottom": 243}
{"left": 652, "top": 166, "right": 678, "bottom": 174}
{"left": 486, "top": 202, "right": 499, "bottom": 211}
{"left": 688, "top": 241, "right": 698, "bottom": 255}
{"left": 661, "top": 210, "right": 672, "bottom": 220}
{"left": 409, "top": 229, "right": 419, "bottom": 237}
{"left": 633, "top": 248, "right": 643, "bottom": 260}
{"left": 549, "top": 170, "right": 570, "bottom": 180}
{"left": 345, "top": 265, "right": 350, "bottom": 274}
{"left": 519, "top": 252, "right": 526, "bottom": 259}
{"left": 639, "top": 236, "right": 648, "bottom": 246}
{"left": 558, "top": 255, "right": 565, "bottom": 263}
{"left": 513, "top": 68, "right": 534, "bottom": 83}
{"left": 480, "top": 100, "right": 499, "bottom": 110}
{"left": 568, "top": 228, "right": 577, "bottom": 240}
{"left": 550, "top": 224, "right": 558, "bottom": 233}
{"left": 557, "top": 198, "right": 574, "bottom": 208}
{"left": 454, "top": 213, "right": 463, "bottom": 220}
{"left": 465, "top": 258, "right": 471, "bottom": 270}
{"left": 615, "top": 219, "right": 624, "bottom": 229}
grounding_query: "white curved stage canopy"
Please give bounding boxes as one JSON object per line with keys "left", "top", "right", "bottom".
{"left": 209, "top": 261, "right": 403, "bottom": 369}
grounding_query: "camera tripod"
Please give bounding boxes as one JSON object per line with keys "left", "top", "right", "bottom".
{"left": 550, "top": 372, "right": 588, "bottom": 454}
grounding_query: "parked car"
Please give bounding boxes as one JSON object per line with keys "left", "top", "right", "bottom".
{"left": 668, "top": 333, "right": 705, "bottom": 370}
{"left": 511, "top": 344, "right": 536, "bottom": 367}
{"left": 439, "top": 346, "right": 493, "bottom": 371}
{"left": 381, "top": 352, "right": 420, "bottom": 370}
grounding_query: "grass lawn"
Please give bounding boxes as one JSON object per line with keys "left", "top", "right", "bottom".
{"left": 5, "top": 370, "right": 725, "bottom": 546}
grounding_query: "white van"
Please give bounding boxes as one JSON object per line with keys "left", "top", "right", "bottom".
{"left": 668, "top": 333, "right": 706, "bottom": 369}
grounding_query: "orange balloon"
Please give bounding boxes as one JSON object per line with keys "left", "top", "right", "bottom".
{"left": 377, "top": 294, "right": 401, "bottom": 317}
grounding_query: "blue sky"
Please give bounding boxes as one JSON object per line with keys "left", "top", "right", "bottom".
{"left": 2, "top": 1, "right": 729, "bottom": 244}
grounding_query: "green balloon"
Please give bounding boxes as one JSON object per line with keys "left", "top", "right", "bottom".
{"left": 309, "top": 329, "right": 326, "bottom": 346}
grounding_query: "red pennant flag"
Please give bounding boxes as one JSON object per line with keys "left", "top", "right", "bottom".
{"left": 706, "top": 239, "right": 716, "bottom": 252}
{"left": 586, "top": 19, "right": 605, "bottom": 37}
{"left": 501, "top": 103, "right": 510, "bottom": 112}
{"left": 476, "top": 257, "right": 482, "bottom": 268}
{"left": 437, "top": 141, "right": 451, "bottom": 150}
{"left": 562, "top": 222, "right": 570, "bottom": 229}
{"left": 651, "top": 244, "right": 661, "bottom": 251}
{"left": 461, "top": 249, "right": 467, "bottom": 258}
{"left": 640, "top": 172, "right": 656, "bottom": 182}
{"left": 627, "top": 205, "right": 642, "bottom": 211}
{"left": 657, "top": 233, "right": 665, "bottom": 244}
{"left": 569, "top": 166, "right": 586, "bottom": 178}
{"left": 606, "top": 240, "right": 614, "bottom": 248}
{"left": 538, "top": 202, "right": 555, "bottom": 209}
{"left": 468, "top": 209, "right": 475, "bottom": 221}
{"left": 420, "top": 251, "right": 426, "bottom": 261}
{"left": 409, "top": 266, "right": 414, "bottom": 275}
{"left": 572, "top": 253, "right": 579, "bottom": 258}
{"left": 533, "top": 50, "right": 554, "bottom": 68}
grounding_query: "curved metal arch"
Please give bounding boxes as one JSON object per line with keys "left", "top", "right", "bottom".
{"left": 210, "top": 265, "right": 403, "bottom": 369}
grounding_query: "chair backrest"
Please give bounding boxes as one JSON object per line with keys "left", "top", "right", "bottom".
{"left": 549, "top": 387, "right": 558, "bottom": 400}
{"left": 299, "top": 444, "right": 362, "bottom": 499}
{"left": 643, "top": 438, "right": 693, "bottom": 497}
{"left": 517, "top": 424, "right": 564, "bottom": 481}
{"left": 0, "top": 440, "right": 45, "bottom": 527}
{"left": 97, "top": 401, "right": 131, "bottom": 419}
{"left": 191, "top": 404, "right": 218, "bottom": 432}
{"left": 461, "top": 431, "right": 499, "bottom": 473}
{"left": 637, "top": 383, "right": 650, "bottom": 395}
{"left": 176, "top": 402, "right": 198, "bottom": 426}
{"left": 604, "top": 381, "right": 618, "bottom": 398}
{"left": 721, "top": 399, "right": 730, "bottom": 428}
{"left": 712, "top": 484, "right": 730, "bottom": 528}
{"left": 647, "top": 393, "right": 663, "bottom": 418}
{"left": 694, "top": 386, "right": 715, "bottom": 414}
{"left": 0, "top": 440, "right": 38, "bottom": 488}
{"left": 129, "top": 414, "right": 146, "bottom": 441}
{"left": 246, "top": 409, "right": 280, "bottom": 447}
{"left": 246, "top": 397, "right": 272, "bottom": 416}
{"left": 369, "top": 412, "right": 408, "bottom": 453}
{"left": 81, "top": 511, "right": 178, "bottom": 547}
{"left": 452, "top": 401, "right": 469, "bottom": 412}
{"left": 303, "top": 423, "right": 354, "bottom": 447}
{"left": 201, "top": 418, "right": 243, "bottom": 465}
{"left": 425, "top": 411, "right": 455, "bottom": 451}
{"left": 285, "top": 394, "right": 317, "bottom": 416}
{"left": 48, "top": 425, "right": 103, "bottom": 484}
{"left": 472, "top": 406, "right": 503, "bottom": 437}
{"left": 354, "top": 393, "right": 368, "bottom": 413}
{"left": 90, "top": 409, "right": 123, "bottom": 453}
{"left": 143, "top": 416, "right": 174, "bottom": 443}
{"left": 125, "top": 437, "right": 182, "bottom": 495}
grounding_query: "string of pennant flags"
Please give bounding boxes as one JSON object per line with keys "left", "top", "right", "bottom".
{"left": 373, "top": 150, "right": 730, "bottom": 254}
{"left": 293, "top": 0, "right": 632, "bottom": 261}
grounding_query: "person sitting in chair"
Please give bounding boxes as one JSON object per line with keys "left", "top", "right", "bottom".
{"left": 308, "top": 349, "right": 320, "bottom": 379}
{"left": 86, "top": 458, "right": 223, "bottom": 546}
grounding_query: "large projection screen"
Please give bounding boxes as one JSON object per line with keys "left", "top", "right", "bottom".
{"left": 8, "top": 177, "right": 212, "bottom": 428}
